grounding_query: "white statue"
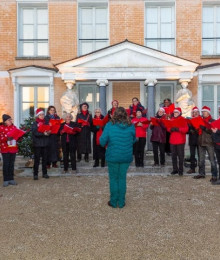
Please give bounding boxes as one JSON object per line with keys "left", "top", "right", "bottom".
{"left": 60, "top": 82, "right": 79, "bottom": 121}
{"left": 175, "top": 81, "right": 195, "bottom": 118}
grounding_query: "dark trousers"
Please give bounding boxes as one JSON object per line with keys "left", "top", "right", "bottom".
{"left": 189, "top": 145, "right": 199, "bottom": 170}
{"left": 63, "top": 143, "right": 76, "bottom": 171}
{"left": 133, "top": 137, "right": 146, "bottom": 166}
{"left": 170, "top": 144, "right": 185, "bottom": 174}
{"left": 152, "top": 142, "right": 165, "bottom": 165}
{"left": 214, "top": 147, "right": 220, "bottom": 179}
{"left": 199, "top": 145, "right": 217, "bottom": 177}
{"left": 2, "top": 153, "right": 16, "bottom": 181}
{"left": 33, "top": 147, "right": 47, "bottom": 176}
{"left": 165, "top": 131, "right": 171, "bottom": 153}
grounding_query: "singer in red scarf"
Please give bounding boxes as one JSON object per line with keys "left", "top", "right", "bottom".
{"left": 194, "top": 106, "right": 218, "bottom": 182}
{"left": 129, "top": 97, "right": 145, "bottom": 118}
{"left": 107, "top": 100, "right": 119, "bottom": 119}
{"left": 76, "top": 102, "right": 93, "bottom": 162}
{"left": 31, "top": 108, "right": 50, "bottom": 180}
{"left": 92, "top": 108, "right": 106, "bottom": 167}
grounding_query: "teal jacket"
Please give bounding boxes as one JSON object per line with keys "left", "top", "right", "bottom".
{"left": 100, "top": 122, "right": 136, "bottom": 163}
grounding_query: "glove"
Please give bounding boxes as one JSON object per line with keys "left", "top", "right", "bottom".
{"left": 171, "top": 127, "right": 179, "bottom": 132}
{"left": 200, "top": 125, "right": 206, "bottom": 131}
{"left": 7, "top": 137, "right": 13, "bottom": 141}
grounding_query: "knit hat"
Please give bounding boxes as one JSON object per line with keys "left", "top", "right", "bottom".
{"left": 2, "top": 114, "right": 11, "bottom": 123}
{"left": 35, "top": 108, "right": 44, "bottom": 117}
{"left": 158, "top": 107, "right": 165, "bottom": 113}
{"left": 173, "top": 107, "right": 182, "bottom": 114}
{"left": 201, "top": 106, "right": 211, "bottom": 114}
{"left": 192, "top": 106, "right": 199, "bottom": 112}
{"left": 80, "top": 102, "right": 89, "bottom": 110}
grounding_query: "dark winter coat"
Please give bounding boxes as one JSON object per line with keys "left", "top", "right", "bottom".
{"left": 198, "top": 117, "right": 215, "bottom": 147}
{"left": 92, "top": 115, "right": 106, "bottom": 160}
{"left": 129, "top": 102, "right": 146, "bottom": 117}
{"left": 31, "top": 121, "right": 50, "bottom": 148}
{"left": 150, "top": 115, "right": 166, "bottom": 143}
{"left": 59, "top": 122, "right": 79, "bottom": 152}
{"left": 76, "top": 112, "right": 93, "bottom": 154}
{"left": 188, "top": 124, "right": 199, "bottom": 146}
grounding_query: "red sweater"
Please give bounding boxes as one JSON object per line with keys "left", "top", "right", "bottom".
{"left": 167, "top": 116, "right": 188, "bottom": 145}
{"left": 132, "top": 117, "right": 149, "bottom": 138}
{"left": 0, "top": 124, "right": 18, "bottom": 153}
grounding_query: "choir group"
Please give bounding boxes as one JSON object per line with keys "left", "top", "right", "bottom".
{"left": 1, "top": 97, "right": 220, "bottom": 188}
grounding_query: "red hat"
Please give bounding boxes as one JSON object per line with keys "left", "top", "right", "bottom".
{"left": 173, "top": 107, "right": 182, "bottom": 114}
{"left": 192, "top": 106, "right": 199, "bottom": 112}
{"left": 201, "top": 106, "right": 211, "bottom": 114}
{"left": 35, "top": 108, "right": 44, "bottom": 117}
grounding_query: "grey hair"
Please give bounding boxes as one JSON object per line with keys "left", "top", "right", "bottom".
{"left": 62, "top": 113, "right": 73, "bottom": 120}
{"left": 94, "top": 108, "right": 102, "bottom": 113}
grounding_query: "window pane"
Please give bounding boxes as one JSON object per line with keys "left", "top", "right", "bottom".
{"left": 203, "top": 23, "right": 214, "bottom": 38}
{"left": 37, "top": 103, "right": 49, "bottom": 112}
{"left": 23, "top": 9, "right": 34, "bottom": 24}
{"left": 95, "top": 8, "right": 107, "bottom": 23}
{"left": 95, "top": 24, "right": 107, "bottom": 38}
{"left": 161, "top": 7, "right": 172, "bottom": 23}
{"left": 37, "top": 42, "right": 48, "bottom": 56}
{"left": 203, "top": 7, "right": 214, "bottom": 23}
{"left": 37, "top": 87, "right": 49, "bottom": 102}
{"left": 203, "top": 85, "right": 214, "bottom": 101}
{"left": 81, "top": 24, "right": 93, "bottom": 38}
{"left": 203, "top": 101, "right": 214, "bottom": 114}
{"left": 160, "top": 86, "right": 172, "bottom": 104}
{"left": 146, "top": 24, "right": 158, "bottom": 38}
{"left": 146, "top": 8, "right": 158, "bottom": 23}
{"left": 217, "top": 40, "right": 220, "bottom": 54}
{"left": 217, "top": 7, "right": 220, "bottom": 22}
{"left": 161, "top": 24, "right": 172, "bottom": 38}
{"left": 202, "top": 40, "right": 214, "bottom": 55}
{"left": 95, "top": 40, "right": 108, "bottom": 50}
{"left": 37, "top": 9, "right": 48, "bottom": 24}
{"left": 146, "top": 40, "right": 158, "bottom": 50}
{"left": 37, "top": 25, "right": 48, "bottom": 39}
{"left": 81, "top": 8, "right": 93, "bottom": 24}
{"left": 217, "top": 23, "right": 220, "bottom": 37}
{"left": 81, "top": 41, "right": 93, "bottom": 55}
{"left": 22, "top": 87, "right": 34, "bottom": 102}
{"left": 22, "top": 103, "right": 35, "bottom": 120}
{"left": 23, "top": 42, "right": 34, "bottom": 56}
{"left": 79, "top": 85, "right": 94, "bottom": 112}
{"left": 161, "top": 40, "right": 172, "bottom": 54}
{"left": 23, "top": 25, "right": 34, "bottom": 39}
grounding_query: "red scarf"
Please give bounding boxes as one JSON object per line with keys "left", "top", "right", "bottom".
{"left": 36, "top": 118, "right": 45, "bottom": 126}
{"left": 82, "top": 110, "right": 88, "bottom": 116}
{"left": 203, "top": 115, "right": 212, "bottom": 129}
{"left": 111, "top": 107, "right": 116, "bottom": 115}
{"left": 94, "top": 115, "right": 103, "bottom": 145}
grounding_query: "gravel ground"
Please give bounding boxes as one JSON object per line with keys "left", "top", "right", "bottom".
{"left": 0, "top": 174, "right": 220, "bottom": 260}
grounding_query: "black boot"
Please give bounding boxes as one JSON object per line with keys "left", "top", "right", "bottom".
{"left": 84, "top": 153, "right": 89, "bottom": 162}
{"left": 93, "top": 159, "right": 99, "bottom": 167}
{"left": 101, "top": 159, "right": 105, "bottom": 167}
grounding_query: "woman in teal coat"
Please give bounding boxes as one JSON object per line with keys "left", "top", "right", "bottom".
{"left": 100, "top": 107, "right": 136, "bottom": 208}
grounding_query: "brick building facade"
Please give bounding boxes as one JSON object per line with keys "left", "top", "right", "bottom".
{"left": 0, "top": 0, "right": 220, "bottom": 126}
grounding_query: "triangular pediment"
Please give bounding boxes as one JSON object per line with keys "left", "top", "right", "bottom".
{"left": 56, "top": 40, "right": 198, "bottom": 72}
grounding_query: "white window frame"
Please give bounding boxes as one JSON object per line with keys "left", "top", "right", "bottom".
{"left": 202, "top": 5, "right": 220, "bottom": 55}
{"left": 19, "top": 85, "right": 50, "bottom": 123}
{"left": 201, "top": 84, "right": 220, "bottom": 119}
{"left": 78, "top": 3, "right": 109, "bottom": 56}
{"left": 17, "top": 3, "right": 49, "bottom": 57}
{"left": 144, "top": 1, "right": 176, "bottom": 55}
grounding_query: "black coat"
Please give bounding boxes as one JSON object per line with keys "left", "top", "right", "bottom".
{"left": 129, "top": 102, "right": 146, "bottom": 116}
{"left": 44, "top": 114, "right": 60, "bottom": 163}
{"left": 76, "top": 112, "right": 93, "bottom": 154}
{"left": 150, "top": 114, "right": 166, "bottom": 143}
{"left": 188, "top": 124, "right": 199, "bottom": 146}
{"left": 92, "top": 115, "right": 106, "bottom": 160}
{"left": 59, "top": 122, "right": 79, "bottom": 152}
{"left": 31, "top": 121, "right": 49, "bottom": 148}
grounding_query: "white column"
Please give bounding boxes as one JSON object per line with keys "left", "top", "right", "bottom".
{"left": 12, "top": 76, "right": 19, "bottom": 127}
{"left": 144, "top": 79, "right": 157, "bottom": 151}
{"left": 96, "top": 79, "right": 108, "bottom": 115}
